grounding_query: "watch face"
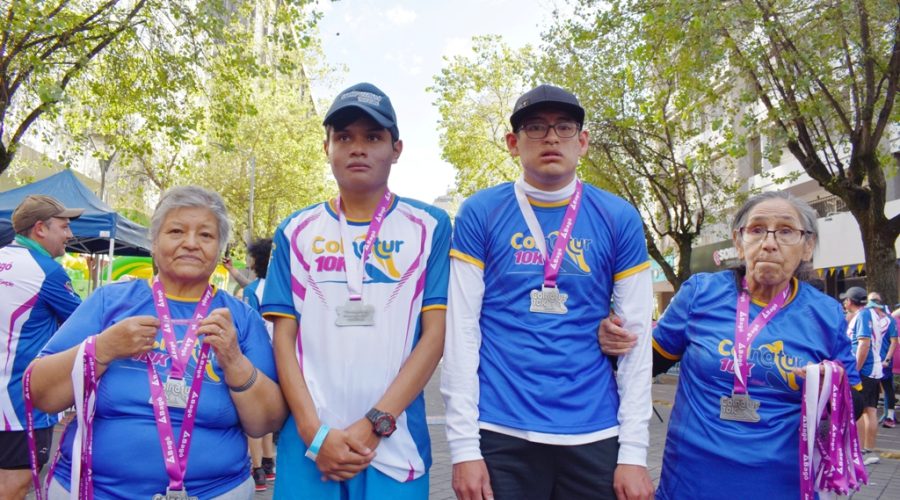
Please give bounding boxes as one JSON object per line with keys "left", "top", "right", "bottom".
{"left": 374, "top": 414, "right": 396, "bottom": 436}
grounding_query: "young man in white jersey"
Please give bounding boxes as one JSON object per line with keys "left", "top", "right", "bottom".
{"left": 262, "top": 82, "right": 450, "bottom": 499}
{"left": 0, "top": 195, "right": 83, "bottom": 498}
{"left": 442, "top": 84, "right": 654, "bottom": 500}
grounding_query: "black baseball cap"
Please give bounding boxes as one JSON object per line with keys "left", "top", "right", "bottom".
{"left": 510, "top": 84, "right": 586, "bottom": 131}
{"left": 323, "top": 82, "right": 399, "bottom": 141}
{"left": 839, "top": 286, "right": 867, "bottom": 305}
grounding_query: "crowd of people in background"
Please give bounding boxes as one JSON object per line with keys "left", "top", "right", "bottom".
{"left": 0, "top": 81, "right": 898, "bottom": 500}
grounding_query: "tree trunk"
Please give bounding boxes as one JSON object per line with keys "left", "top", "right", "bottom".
{"left": 0, "top": 144, "right": 13, "bottom": 176}
{"left": 858, "top": 213, "right": 899, "bottom": 307}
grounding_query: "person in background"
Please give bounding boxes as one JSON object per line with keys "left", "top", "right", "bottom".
{"left": 849, "top": 287, "right": 896, "bottom": 464}
{"left": 242, "top": 237, "right": 276, "bottom": 491}
{"left": 223, "top": 253, "right": 252, "bottom": 291}
{"left": 28, "top": 186, "right": 286, "bottom": 499}
{"left": 0, "top": 195, "right": 83, "bottom": 500}
{"left": 866, "top": 292, "right": 897, "bottom": 430}
{"left": 598, "top": 191, "right": 861, "bottom": 499}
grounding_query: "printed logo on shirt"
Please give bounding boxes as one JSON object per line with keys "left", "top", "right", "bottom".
{"left": 128, "top": 337, "right": 222, "bottom": 383}
{"left": 311, "top": 235, "right": 405, "bottom": 283}
{"left": 717, "top": 338, "right": 803, "bottom": 392}
{"left": 509, "top": 231, "right": 591, "bottom": 275}
{"left": 0, "top": 261, "right": 12, "bottom": 272}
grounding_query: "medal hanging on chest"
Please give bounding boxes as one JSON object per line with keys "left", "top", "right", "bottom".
{"left": 513, "top": 181, "right": 583, "bottom": 315}
{"left": 149, "top": 279, "right": 213, "bottom": 408}
{"left": 719, "top": 279, "right": 789, "bottom": 422}
{"left": 146, "top": 279, "right": 214, "bottom": 498}
{"left": 152, "top": 489, "right": 198, "bottom": 500}
{"left": 334, "top": 190, "right": 392, "bottom": 327}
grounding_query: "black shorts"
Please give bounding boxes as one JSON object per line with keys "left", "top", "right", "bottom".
{"left": 480, "top": 430, "right": 619, "bottom": 500}
{"left": 860, "top": 376, "right": 882, "bottom": 409}
{"left": 0, "top": 428, "right": 52, "bottom": 470}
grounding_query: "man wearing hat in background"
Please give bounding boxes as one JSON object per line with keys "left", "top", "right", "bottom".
{"left": 442, "top": 84, "right": 654, "bottom": 500}
{"left": 263, "top": 82, "right": 450, "bottom": 499}
{"left": 843, "top": 285, "right": 888, "bottom": 464}
{"left": 0, "top": 195, "right": 83, "bottom": 498}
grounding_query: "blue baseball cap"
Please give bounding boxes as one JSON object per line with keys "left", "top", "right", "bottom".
{"left": 323, "top": 82, "right": 399, "bottom": 140}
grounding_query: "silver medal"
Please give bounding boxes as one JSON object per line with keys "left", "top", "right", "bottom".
{"left": 149, "top": 378, "right": 189, "bottom": 409}
{"left": 335, "top": 300, "right": 376, "bottom": 326}
{"left": 719, "top": 393, "right": 761, "bottom": 422}
{"left": 529, "top": 286, "right": 569, "bottom": 315}
{"left": 151, "top": 488, "right": 196, "bottom": 500}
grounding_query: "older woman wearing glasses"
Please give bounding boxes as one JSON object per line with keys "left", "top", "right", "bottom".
{"left": 599, "top": 191, "right": 861, "bottom": 499}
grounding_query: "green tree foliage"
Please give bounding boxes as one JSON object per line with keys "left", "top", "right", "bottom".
{"left": 3, "top": 0, "right": 329, "bottom": 244}
{"left": 540, "top": 1, "right": 747, "bottom": 290}
{"left": 621, "top": 0, "right": 900, "bottom": 301}
{"left": 429, "top": 35, "right": 535, "bottom": 197}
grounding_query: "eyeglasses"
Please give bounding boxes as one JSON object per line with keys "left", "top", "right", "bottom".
{"left": 739, "top": 226, "right": 811, "bottom": 245}
{"left": 518, "top": 121, "right": 581, "bottom": 139}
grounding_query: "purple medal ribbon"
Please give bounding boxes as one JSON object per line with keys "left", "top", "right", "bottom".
{"left": 800, "top": 360, "right": 867, "bottom": 497}
{"left": 79, "top": 336, "right": 98, "bottom": 499}
{"left": 147, "top": 282, "right": 214, "bottom": 494}
{"left": 512, "top": 180, "right": 583, "bottom": 288}
{"left": 152, "top": 278, "right": 212, "bottom": 379}
{"left": 337, "top": 190, "right": 393, "bottom": 301}
{"left": 732, "top": 278, "right": 790, "bottom": 394}
{"left": 24, "top": 367, "right": 72, "bottom": 500}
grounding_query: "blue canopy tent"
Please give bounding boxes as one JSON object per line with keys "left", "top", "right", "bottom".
{"left": 0, "top": 170, "right": 151, "bottom": 282}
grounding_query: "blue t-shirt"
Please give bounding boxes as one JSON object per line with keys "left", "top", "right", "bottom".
{"left": 1, "top": 243, "right": 81, "bottom": 430}
{"left": 450, "top": 182, "right": 650, "bottom": 434}
{"left": 41, "top": 279, "right": 276, "bottom": 499}
{"left": 653, "top": 272, "right": 860, "bottom": 500}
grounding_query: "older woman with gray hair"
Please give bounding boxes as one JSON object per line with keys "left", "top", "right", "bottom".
{"left": 599, "top": 191, "right": 861, "bottom": 499}
{"left": 28, "top": 186, "right": 286, "bottom": 499}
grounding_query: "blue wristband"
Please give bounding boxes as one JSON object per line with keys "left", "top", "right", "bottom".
{"left": 304, "top": 424, "right": 330, "bottom": 461}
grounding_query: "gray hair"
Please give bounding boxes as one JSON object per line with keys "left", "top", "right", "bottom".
{"left": 731, "top": 191, "right": 819, "bottom": 249}
{"left": 150, "top": 186, "right": 231, "bottom": 254}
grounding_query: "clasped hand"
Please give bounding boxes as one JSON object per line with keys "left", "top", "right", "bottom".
{"left": 314, "top": 418, "right": 380, "bottom": 482}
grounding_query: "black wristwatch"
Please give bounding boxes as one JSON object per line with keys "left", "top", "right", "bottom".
{"left": 365, "top": 408, "right": 397, "bottom": 437}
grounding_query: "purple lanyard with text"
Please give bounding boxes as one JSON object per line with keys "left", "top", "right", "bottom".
{"left": 79, "top": 337, "right": 98, "bottom": 499}
{"left": 152, "top": 278, "right": 212, "bottom": 379}
{"left": 148, "top": 281, "right": 214, "bottom": 493}
{"left": 512, "top": 180, "right": 583, "bottom": 288}
{"left": 800, "top": 361, "right": 867, "bottom": 498}
{"left": 337, "top": 190, "right": 393, "bottom": 300}
{"left": 732, "top": 278, "right": 790, "bottom": 394}
{"left": 24, "top": 366, "right": 75, "bottom": 500}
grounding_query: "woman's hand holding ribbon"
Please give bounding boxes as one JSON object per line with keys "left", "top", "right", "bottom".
{"left": 95, "top": 316, "right": 161, "bottom": 365}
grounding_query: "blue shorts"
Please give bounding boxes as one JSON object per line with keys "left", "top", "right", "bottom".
{"left": 273, "top": 415, "right": 428, "bottom": 500}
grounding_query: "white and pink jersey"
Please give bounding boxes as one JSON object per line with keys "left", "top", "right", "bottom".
{"left": 262, "top": 195, "right": 450, "bottom": 482}
{"left": 1, "top": 243, "right": 81, "bottom": 431}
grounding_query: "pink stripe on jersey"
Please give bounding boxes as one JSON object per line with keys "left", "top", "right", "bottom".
{"left": 289, "top": 212, "right": 329, "bottom": 306}
{"left": 289, "top": 212, "right": 320, "bottom": 273}
{"left": 4, "top": 293, "right": 38, "bottom": 372}
{"left": 387, "top": 209, "right": 428, "bottom": 307}
{"left": 290, "top": 275, "right": 306, "bottom": 302}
